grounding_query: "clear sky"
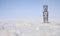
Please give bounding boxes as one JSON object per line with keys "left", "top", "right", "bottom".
{"left": 0, "top": 0, "right": 60, "bottom": 20}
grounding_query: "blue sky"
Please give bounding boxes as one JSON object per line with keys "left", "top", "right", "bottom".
{"left": 0, "top": 0, "right": 60, "bottom": 20}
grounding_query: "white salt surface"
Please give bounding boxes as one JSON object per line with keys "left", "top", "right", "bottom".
{"left": 0, "top": 19, "right": 60, "bottom": 36}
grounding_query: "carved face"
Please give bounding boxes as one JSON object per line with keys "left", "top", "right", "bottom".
{"left": 44, "top": 12, "right": 48, "bottom": 16}
{"left": 43, "top": 5, "right": 48, "bottom": 12}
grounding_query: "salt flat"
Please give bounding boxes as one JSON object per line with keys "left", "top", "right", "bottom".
{"left": 0, "top": 19, "right": 60, "bottom": 36}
